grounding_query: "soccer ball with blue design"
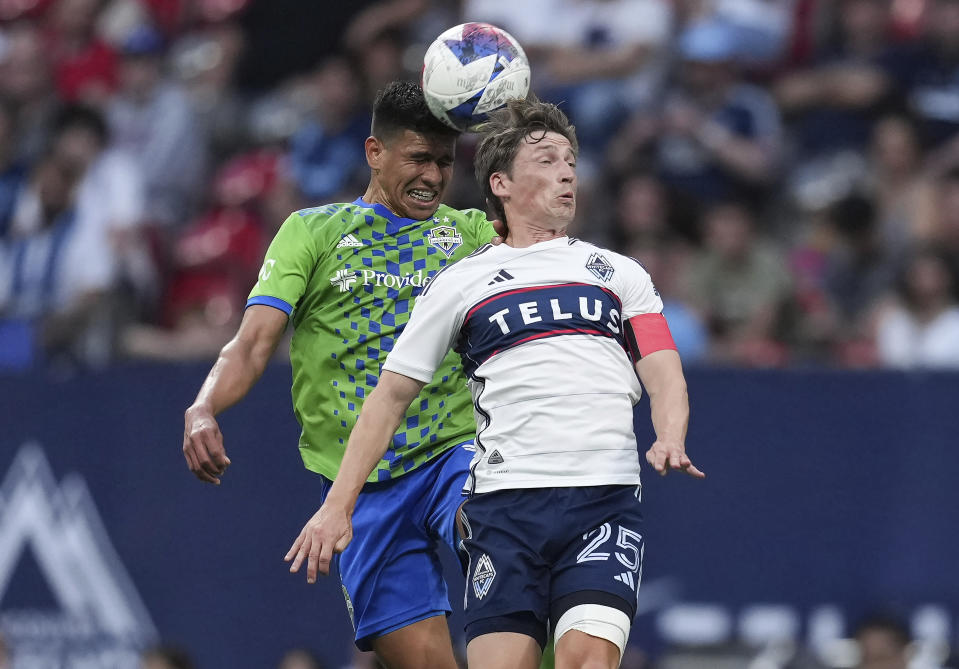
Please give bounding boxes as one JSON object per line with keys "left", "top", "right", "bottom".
{"left": 422, "top": 22, "right": 531, "bottom": 132}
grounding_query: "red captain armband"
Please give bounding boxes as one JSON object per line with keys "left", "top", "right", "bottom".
{"left": 625, "top": 313, "right": 677, "bottom": 360}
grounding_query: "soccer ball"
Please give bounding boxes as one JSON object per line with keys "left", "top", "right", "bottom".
{"left": 422, "top": 22, "right": 530, "bottom": 132}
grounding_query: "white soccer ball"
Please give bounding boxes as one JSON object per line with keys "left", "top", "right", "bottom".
{"left": 422, "top": 22, "right": 530, "bottom": 132}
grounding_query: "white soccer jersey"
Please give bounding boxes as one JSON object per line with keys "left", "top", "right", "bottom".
{"left": 383, "top": 236, "right": 665, "bottom": 494}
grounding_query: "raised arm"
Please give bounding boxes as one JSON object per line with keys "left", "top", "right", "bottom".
{"left": 285, "top": 371, "right": 425, "bottom": 582}
{"left": 635, "top": 348, "right": 703, "bottom": 479}
{"left": 183, "top": 305, "right": 288, "bottom": 484}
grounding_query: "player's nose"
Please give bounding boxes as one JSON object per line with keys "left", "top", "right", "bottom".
{"left": 421, "top": 161, "right": 443, "bottom": 186}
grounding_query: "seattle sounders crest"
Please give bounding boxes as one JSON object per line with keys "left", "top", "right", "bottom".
{"left": 427, "top": 225, "right": 463, "bottom": 258}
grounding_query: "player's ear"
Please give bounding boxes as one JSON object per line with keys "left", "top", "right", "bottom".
{"left": 489, "top": 171, "right": 510, "bottom": 199}
{"left": 365, "top": 136, "right": 385, "bottom": 169}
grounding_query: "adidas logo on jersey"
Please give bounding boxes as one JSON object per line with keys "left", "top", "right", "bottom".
{"left": 614, "top": 571, "right": 636, "bottom": 590}
{"left": 487, "top": 450, "right": 504, "bottom": 465}
{"left": 487, "top": 270, "right": 514, "bottom": 286}
{"left": 336, "top": 234, "right": 364, "bottom": 248}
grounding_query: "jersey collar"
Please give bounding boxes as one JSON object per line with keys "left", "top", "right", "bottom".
{"left": 352, "top": 197, "right": 437, "bottom": 228}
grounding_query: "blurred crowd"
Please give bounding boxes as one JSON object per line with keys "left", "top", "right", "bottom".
{"left": 2, "top": 0, "right": 959, "bottom": 371}
{"left": 126, "top": 611, "right": 959, "bottom": 669}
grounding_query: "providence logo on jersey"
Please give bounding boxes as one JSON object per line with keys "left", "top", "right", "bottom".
{"left": 329, "top": 268, "right": 434, "bottom": 292}
{"left": 330, "top": 269, "right": 358, "bottom": 292}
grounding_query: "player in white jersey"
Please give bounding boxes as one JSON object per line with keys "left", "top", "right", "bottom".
{"left": 286, "top": 98, "right": 704, "bottom": 669}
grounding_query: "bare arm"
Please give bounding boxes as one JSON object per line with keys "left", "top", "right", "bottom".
{"left": 343, "top": 0, "right": 429, "bottom": 51}
{"left": 545, "top": 44, "right": 650, "bottom": 84}
{"left": 697, "top": 122, "right": 779, "bottom": 184}
{"left": 775, "top": 65, "right": 889, "bottom": 112}
{"left": 285, "top": 371, "right": 425, "bottom": 581}
{"left": 635, "top": 349, "right": 703, "bottom": 478}
{"left": 182, "top": 305, "right": 288, "bottom": 484}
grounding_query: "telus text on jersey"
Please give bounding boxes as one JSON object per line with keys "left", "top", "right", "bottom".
{"left": 485, "top": 294, "right": 621, "bottom": 336}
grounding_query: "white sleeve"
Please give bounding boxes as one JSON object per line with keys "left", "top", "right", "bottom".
{"left": 616, "top": 255, "right": 664, "bottom": 318}
{"left": 382, "top": 271, "right": 468, "bottom": 383}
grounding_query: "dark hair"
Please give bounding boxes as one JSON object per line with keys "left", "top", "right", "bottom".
{"left": 371, "top": 80, "right": 458, "bottom": 143}
{"left": 278, "top": 648, "right": 327, "bottom": 669}
{"left": 474, "top": 97, "right": 578, "bottom": 224}
{"left": 51, "top": 103, "right": 109, "bottom": 146}
{"left": 829, "top": 192, "right": 876, "bottom": 239}
{"left": 943, "top": 165, "right": 959, "bottom": 185}
{"left": 142, "top": 645, "right": 196, "bottom": 669}
{"left": 854, "top": 613, "right": 911, "bottom": 649}
{"left": 896, "top": 245, "right": 959, "bottom": 306}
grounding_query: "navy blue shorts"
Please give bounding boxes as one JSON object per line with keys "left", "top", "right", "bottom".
{"left": 318, "top": 442, "right": 473, "bottom": 651}
{"left": 459, "top": 484, "right": 644, "bottom": 648}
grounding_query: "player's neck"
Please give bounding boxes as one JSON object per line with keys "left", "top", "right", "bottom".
{"left": 361, "top": 184, "right": 393, "bottom": 213}
{"left": 504, "top": 220, "right": 569, "bottom": 248}
{"left": 360, "top": 183, "right": 420, "bottom": 221}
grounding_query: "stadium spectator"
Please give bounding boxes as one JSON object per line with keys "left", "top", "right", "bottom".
{"left": 341, "top": 0, "right": 430, "bottom": 53}
{"left": 623, "top": 18, "right": 783, "bottom": 214}
{"left": 141, "top": 644, "right": 196, "bottom": 669}
{"left": 679, "top": 0, "right": 795, "bottom": 67}
{"left": 49, "top": 103, "right": 155, "bottom": 312}
{"left": 465, "top": 0, "right": 673, "bottom": 158}
{"left": 775, "top": 0, "right": 895, "bottom": 161}
{"left": 0, "top": 151, "right": 114, "bottom": 367}
{"left": 822, "top": 194, "right": 898, "bottom": 362}
{"left": 0, "top": 21, "right": 59, "bottom": 163}
{"left": 107, "top": 24, "right": 207, "bottom": 228}
{"left": 0, "top": 100, "right": 30, "bottom": 239}
{"left": 344, "top": 648, "right": 385, "bottom": 669}
{"left": 46, "top": 0, "right": 118, "bottom": 103}
{"left": 286, "top": 56, "right": 370, "bottom": 204}
{"left": 121, "top": 151, "right": 269, "bottom": 360}
{"left": 169, "top": 19, "right": 247, "bottom": 163}
{"left": 277, "top": 647, "right": 327, "bottom": 669}
{"left": 685, "top": 199, "right": 793, "bottom": 365}
{"left": 853, "top": 614, "right": 911, "bottom": 669}
{"left": 610, "top": 170, "right": 671, "bottom": 251}
{"left": 882, "top": 0, "right": 959, "bottom": 174}
{"left": 875, "top": 247, "right": 959, "bottom": 369}
{"left": 867, "top": 112, "right": 937, "bottom": 251}
{"left": 627, "top": 240, "right": 709, "bottom": 364}
{"left": 928, "top": 167, "right": 959, "bottom": 270}
{"left": 351, "top": 29, "right": 408, "bottom": 104}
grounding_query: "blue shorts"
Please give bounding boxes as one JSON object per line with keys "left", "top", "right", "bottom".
{"left": 319, "top": 442, "right": 473, "bottom": 651}
{"left": 459, "top": 485, "right": 644, "bottom": 648}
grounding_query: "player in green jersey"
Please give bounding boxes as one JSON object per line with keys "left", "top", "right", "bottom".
{"left": 182, "top": 81, "right": 497, "bottom": 669}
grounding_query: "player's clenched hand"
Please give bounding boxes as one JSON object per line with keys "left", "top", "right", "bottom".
{"left": 645, "top": 440, "right": 705, "bottom": 479}
{"left": 183, "top": 405, "right": 231, "bottom": 485}
{"left": 285, "top": 504, "right": 353, "bottom": 583}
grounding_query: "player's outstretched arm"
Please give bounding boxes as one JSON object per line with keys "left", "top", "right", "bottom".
{"left": 183, "top": 305, "right": 288, "bottom": 485}
{"left": 635, "top": 349, "right": 704, "bottom": 479}
{"left": 285, "top": 371, "right": 425, "bottom": 583}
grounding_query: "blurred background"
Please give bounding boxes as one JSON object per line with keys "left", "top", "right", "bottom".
{"left": 1, "top": 0, "right": 958, "bottom": 668}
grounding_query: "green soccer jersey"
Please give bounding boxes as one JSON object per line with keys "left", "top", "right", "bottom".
{"left": 248, "top": 198, "right": 495, "bottom": 482}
